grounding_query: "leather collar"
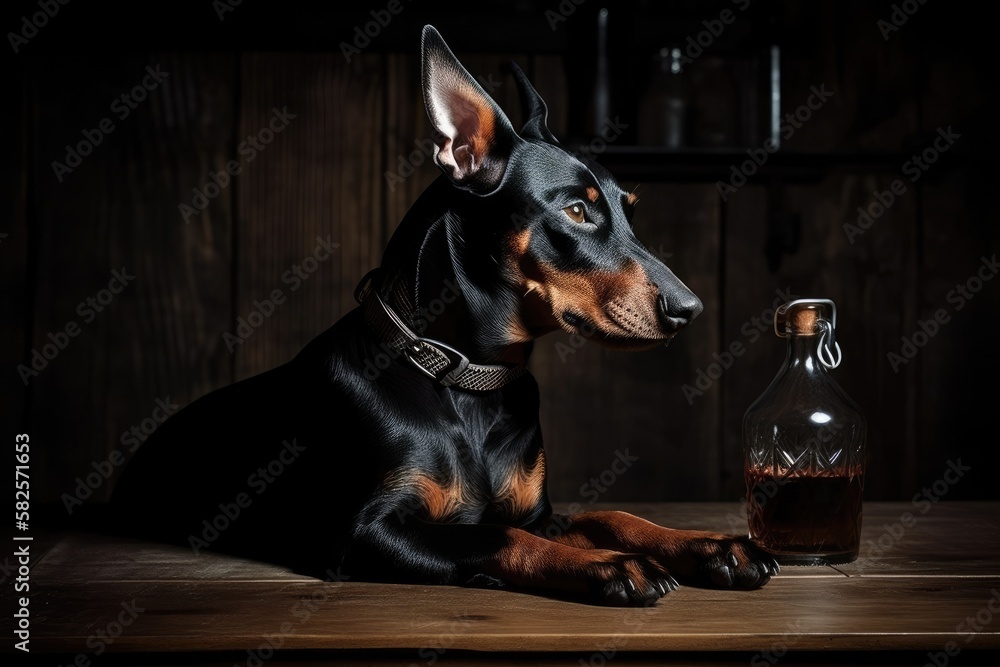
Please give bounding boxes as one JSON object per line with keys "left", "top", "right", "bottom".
{"left": 355, "top": 269, "right": 527, "bottom": 391}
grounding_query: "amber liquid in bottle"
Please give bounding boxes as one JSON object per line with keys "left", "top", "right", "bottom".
{"left": 746, "top": 469, "right": 864, "bottom": 559}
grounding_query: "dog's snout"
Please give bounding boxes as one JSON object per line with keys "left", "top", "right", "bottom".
{"left": 658, "top": 292, "right": 703, "bottom": 332}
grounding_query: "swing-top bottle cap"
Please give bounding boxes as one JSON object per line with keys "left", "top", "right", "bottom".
{"left": 774, "top": 298, "right": 842, "bottom": 368}
{"left": 774, "top": 298, "right": 837, "bottom": 337}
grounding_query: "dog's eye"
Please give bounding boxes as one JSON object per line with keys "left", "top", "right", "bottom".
{"left": 562, "top": 204, "right": 587, "bottom": 224}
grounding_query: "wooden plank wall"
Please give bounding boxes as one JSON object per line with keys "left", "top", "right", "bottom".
{"left": 21, "top": 53, "right": 237, "bottom": 504}
{"left": 5, "top": 0, "right": 997, "bottom": 510}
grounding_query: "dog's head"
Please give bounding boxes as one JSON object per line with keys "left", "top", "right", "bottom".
{"left": 420, "top": 26, "right": 702, "bottom": 350}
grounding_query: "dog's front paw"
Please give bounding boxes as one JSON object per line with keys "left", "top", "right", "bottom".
{"left": 586, "top": 551, "right": 678, "bottom": 607}
{"left": 681, "top": 535, "right": 780, "bottom": 590}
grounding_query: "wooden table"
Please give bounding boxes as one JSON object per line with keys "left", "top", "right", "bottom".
{"left": 9, "top": 502, "right": 1000, "bottom": 665}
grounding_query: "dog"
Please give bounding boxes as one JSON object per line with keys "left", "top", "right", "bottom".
{"left": 110, "top": 25, "right": 778, "bottom": 606}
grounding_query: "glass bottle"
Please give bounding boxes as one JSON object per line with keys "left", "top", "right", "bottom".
{"left": 637, "top": 47, "right": 690, "bottom": 148}
{"left": 743, "top": 298, "right": 866, "bottom": 565}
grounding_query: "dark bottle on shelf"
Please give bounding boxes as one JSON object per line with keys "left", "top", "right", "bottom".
{"left": 637, "top": 47, "right": 690, "bottom": 148}
{"left": 586, "top": 8, "right": 610, "bottom": 138}
{"left": 691, "top": 56, "right": 737, "bottom": 148}
{"left": 743, "top": 299, "right": 867, "bottom": 565}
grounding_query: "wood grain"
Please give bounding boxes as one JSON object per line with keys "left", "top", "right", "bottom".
{"left": 27, "top": 53, "right": 236, "bottom": 503}
{"left": 233, "top": 53, "right": 384, "bottom": 380}
{"left": 12, "top": 503, "right": 1000, "bottom": 655}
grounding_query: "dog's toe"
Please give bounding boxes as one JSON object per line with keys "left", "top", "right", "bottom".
{"left": 725, "top": 537, "right": 776, "bottom": 589}
{"left": 654, "top": 574, "right": 679, "bottom": 595}
{"left": 706, "top": 558, "right": 735, "bottom": 588}
{"left": 689, "top": 535, "right": 778, "bottom": 590}
{"left": 590, "top": 553, "right": 675, "bottom": 606}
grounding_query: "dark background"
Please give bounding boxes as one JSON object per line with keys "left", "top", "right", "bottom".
{"left": 2, "top": 0, "right": 997, "bottom": 515}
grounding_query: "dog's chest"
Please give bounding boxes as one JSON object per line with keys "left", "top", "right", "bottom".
{"left": 395, "top": 443, "right": 546, "bottom": 526}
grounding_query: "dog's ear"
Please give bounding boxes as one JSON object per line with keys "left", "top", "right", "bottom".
{"left": 509, "top": 62, "right": 558, "bottom": 145}
{"left": 421, "top": 25, "right": 518, "bottom": 193}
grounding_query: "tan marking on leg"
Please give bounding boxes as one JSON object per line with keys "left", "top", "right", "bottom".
{"left": 497, "top": 449, "right": 546, "bottom": 518}
{"left": 385, "top": 470, "right": 465, "bottom": 521}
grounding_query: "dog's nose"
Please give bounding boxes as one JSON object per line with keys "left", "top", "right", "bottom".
{"left": 658, "top": 292, "right": 704, "bottom": 332}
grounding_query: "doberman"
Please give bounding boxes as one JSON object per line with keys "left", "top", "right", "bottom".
{"left": 110, "top": 25, "right": 778, "bottom": 606}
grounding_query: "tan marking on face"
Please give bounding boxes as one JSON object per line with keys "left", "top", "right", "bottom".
{"left": 509, "top": 228, "right": 531, "bottom": 256}
{"left": 586, "top": 186, "right": 600, "bottom": 203}
{"left": 626, "top": 192, "right": 638, "bottom": 206}
{"left": 497, "top": 449, "right": 546, "bottom": 518}
{"left": 502, "top": 229, "right": 542, "bottom": 343}
{"left": 385, "top": 470, "right": 464, "bottom": 521}
{"left": 528, "top": 259, "right": 664, "bottom": 346}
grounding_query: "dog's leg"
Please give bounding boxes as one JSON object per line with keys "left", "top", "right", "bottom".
{"left": 342, "top": 515, "right": 678, "bottom": 606}
{"left": 533, "top": 511, "right": 779, "bottom": 589}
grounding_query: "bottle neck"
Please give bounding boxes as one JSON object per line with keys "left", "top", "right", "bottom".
{"left": 785, "top": 335, "right": 826, "bottom": 374}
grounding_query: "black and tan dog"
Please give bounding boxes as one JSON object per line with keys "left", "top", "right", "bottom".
{"left": 111, "top": 25, "right": 778, "bottom": 606}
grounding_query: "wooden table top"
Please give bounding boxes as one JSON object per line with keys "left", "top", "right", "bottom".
{"left": 9, "top": 502, "right": 1000, "bottom": 664}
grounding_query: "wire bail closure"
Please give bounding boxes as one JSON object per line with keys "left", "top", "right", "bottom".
{"left": 817, "top": 319, "right": 842, "bottom": 369}
{"left": 774, "top": 298, "right": 843, "bottom": 369}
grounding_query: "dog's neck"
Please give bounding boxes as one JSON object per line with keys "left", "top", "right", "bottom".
{"left": 377, "top": 180, "right": 532, "bottom": 367}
